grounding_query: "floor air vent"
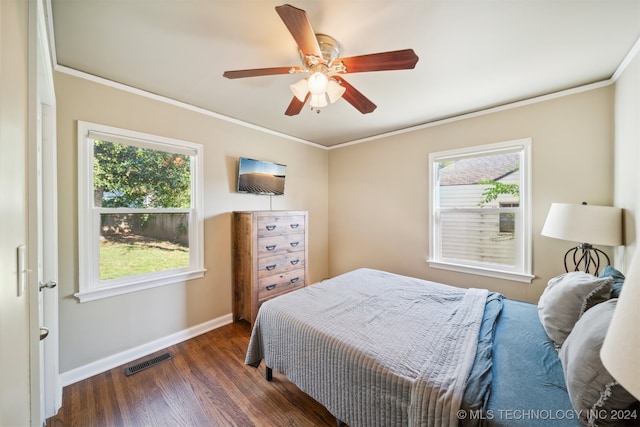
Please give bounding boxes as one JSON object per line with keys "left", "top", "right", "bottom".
{"left": 125, "top": 352, "right": 173, "bottom": 376}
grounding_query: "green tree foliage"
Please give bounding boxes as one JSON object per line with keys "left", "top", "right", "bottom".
{"left": 93, "top": 140, "right": 191, "bottom": 208}
{"left": 477, "top": 179, "right": 519, "bottom": 206}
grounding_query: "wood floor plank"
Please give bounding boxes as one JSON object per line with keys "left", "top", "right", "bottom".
{"left": 47, "top": 321, "right": 337, "bottom": 426}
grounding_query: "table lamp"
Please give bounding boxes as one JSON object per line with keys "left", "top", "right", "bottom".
{"left": 600, "top": 250, "right": 640, "bottom": 399}
{"left": 541, "top": 202, "right": 622, "bottom": 275}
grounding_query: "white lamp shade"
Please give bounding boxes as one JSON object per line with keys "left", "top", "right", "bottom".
{"left": 309, "top": 94, "right": 327, "bottom": 108}
{"left": 326, "top": 79, "right": 346, "bottom": 104}
{"left": 541, "top": 203, "right": 622, "bottom": 246}
{"left": 290, "top": 79, "right": 308, "bottom": 102}
{"left": 600, "top": 251, "right": 640, "bottom": 399}
{"left": 307, "top": 72, "right": 329, "bottom": 95}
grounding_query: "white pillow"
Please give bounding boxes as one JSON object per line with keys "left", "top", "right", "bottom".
{"left": 537, "top": 271, "right": 611, "bottom": 346}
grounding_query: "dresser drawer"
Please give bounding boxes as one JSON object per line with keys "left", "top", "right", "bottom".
{"left": 258, "top": 269, "right": 305, "bottom": 300}
{"left": 257, "top": 215, "right": 306, "bottom": 237}
{"left": 258, "top": 252, "right": 305, "bottom": 278}
{"left": 258, "top": 233, "right": 305, "bottom": 256}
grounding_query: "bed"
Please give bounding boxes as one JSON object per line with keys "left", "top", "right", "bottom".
{"left": 245, "top": 268, "right": 637, "bottom": 427}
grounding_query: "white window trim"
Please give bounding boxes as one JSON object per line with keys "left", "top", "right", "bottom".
{"left": 76, "top": 121, "right": 206, "bottom": 302}
{"left": 427, "top": 138, "right": 534, "bottom": 283}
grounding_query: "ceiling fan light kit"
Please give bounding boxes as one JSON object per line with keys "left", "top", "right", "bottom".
{"left": 223, "top": 4, "right": 419, "bottom": 116}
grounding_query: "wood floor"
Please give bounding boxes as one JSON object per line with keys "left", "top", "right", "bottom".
{"left": 47, "top": 321, "right": 337, "bottom": 427}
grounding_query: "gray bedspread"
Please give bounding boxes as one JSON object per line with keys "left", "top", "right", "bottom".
{"left": 246, "top": 268, "right": 489, "bottom": 427}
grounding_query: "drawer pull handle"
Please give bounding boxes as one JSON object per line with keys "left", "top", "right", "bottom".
{"left": 266, "top": 245, "right": 276, "bottom": 251}
{"left": 265, "top": 225, "right": 276, "bottom": 231}
{"left": 290, "top": 259, "right": 299, "bottom": 265}
{"left": 290, "top": 241, "right": 299, "bottom": 247}
{"left": 266, "top": 264, "right": 277, "bottom": 271}
{"left": 266, "top": 284, "right": 277, "bottom": 291}
{"left": 290, "top": 277, "right": 299, "bottom": 284}
{"left": 290, "top": 223, "right": 300, "bottom": 229}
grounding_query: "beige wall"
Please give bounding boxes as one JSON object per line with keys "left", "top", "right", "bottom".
{"left": 328, "top": 87, "right": 615, "bottom": 303}
{"left": 55, "top": 72, "right": 329, "bottom": 373}
{"left": 613, "top": 50, "right": 640, "bottom": 271}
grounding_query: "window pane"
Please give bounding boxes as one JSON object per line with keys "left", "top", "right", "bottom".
{"left": 499, "top": 203, "right": 519, "bottom": 233}
{"left": 100, "top": 213, "right": 190, "bottom": 280}
{"left": 436, "top": 151, "right": 519, "bottom": 267}
{"left": 437, "top": 152, "right": 520, "bottom": 208}
{"left": 440, "top": 210, "right": 516, "bottom": 267}
{"left": 93, "top": 140, "right": 191, "bottom": 208}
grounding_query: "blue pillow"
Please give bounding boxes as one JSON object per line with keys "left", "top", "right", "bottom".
{"left": 599, "top": 265, "right": 625, "bottom": 298}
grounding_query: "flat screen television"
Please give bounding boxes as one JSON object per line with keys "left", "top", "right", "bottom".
{"left": 236, "top": 157, "right": 287, "bottom": 195}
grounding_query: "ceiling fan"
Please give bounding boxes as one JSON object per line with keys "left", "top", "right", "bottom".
{"left": 223, "top": 4, "right": 419, "bottom": 116}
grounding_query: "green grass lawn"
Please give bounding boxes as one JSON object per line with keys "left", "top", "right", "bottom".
{"left": 100, "top": 236, "right": 189, "bottom": 280}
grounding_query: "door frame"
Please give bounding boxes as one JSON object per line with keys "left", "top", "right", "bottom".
{"left": 28, "top": 0, "right": 60, "bottom": 423}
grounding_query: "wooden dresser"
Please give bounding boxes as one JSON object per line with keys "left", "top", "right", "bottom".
{"left": 232, "top": 210, "right": 308, "bottom": 325}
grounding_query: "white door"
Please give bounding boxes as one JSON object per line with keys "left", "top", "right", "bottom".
{"left": 0, "top": 1, "right": 31, "bottom": 424}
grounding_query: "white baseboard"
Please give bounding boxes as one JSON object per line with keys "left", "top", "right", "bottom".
{"left": 59, "top": 313, "right": 234, "bottom": 387}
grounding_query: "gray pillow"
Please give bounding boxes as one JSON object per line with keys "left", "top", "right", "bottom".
{"left": 559, "top": 299, "right": 638, "bottom": 426}
{"left": 537, "top": 272, "right": 612, "bottom": 346}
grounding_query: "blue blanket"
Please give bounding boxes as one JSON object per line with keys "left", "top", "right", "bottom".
{"left": 484, "top": 299, "right": 578, "bottom": 426}
{"left": 460, "top": 292, "right": 504, "bottom": 426}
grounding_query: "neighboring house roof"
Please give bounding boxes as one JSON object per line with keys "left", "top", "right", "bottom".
{"left": 439, "top": 153, "right": 519, "bottom": 185}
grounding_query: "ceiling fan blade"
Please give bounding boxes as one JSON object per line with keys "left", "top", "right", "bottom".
{"left": 285, "top": 93, "right": 309, "bottom": 116}
{"left": 223, "top": 66, "right": 300, "bottom": 79}
{"left": 337, "top": 49, "right": 419, "bottom": 73}
{"left": 275, "top": 4, "right": 322, "bottom": 58}
{"left": 333, "top": 76, "right": 377, "bottom": 114}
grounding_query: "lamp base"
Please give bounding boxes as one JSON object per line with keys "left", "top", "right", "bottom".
{"left": 563, "top": 243, "right": 610, "bottom": 276}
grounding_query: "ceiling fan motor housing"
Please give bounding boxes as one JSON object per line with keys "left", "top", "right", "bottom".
{"left": 316, "top": 34, "right": 341, "bottom": 64}
{"left": 299, "top": 33, "right": 342, "bottom": 67}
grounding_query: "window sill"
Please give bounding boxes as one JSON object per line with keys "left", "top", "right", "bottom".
{"left": 74, "top": 268, "right": 207, "bottom": 303}
{"left": 427, "top": 260, "right": 534, "bottom": 283}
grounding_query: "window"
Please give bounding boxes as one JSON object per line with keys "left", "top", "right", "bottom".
{"left": 428, "top": 139, "right": 533, "bottom": 283}
{"left": 76, "top": 121, "right": 205, "bottom": 302}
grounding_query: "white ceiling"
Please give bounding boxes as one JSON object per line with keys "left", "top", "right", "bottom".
{"left": 49, "top": 0, "right": 640, "bottom": 147}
